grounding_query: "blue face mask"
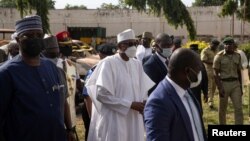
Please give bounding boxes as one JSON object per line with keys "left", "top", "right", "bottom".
{"left": 161, "top": 48, "right": 172, "bottom": 58}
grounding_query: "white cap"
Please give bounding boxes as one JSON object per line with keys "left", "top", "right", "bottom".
{"left": 117, "top": 29, "right": 136, "bottom": 43}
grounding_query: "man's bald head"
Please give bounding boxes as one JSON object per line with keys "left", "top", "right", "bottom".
{"left": 155, "top": 33, "right": 172, "bottom": 44}
{"left": 168, "top": 48, "right": 201, "bottom": 76}
{"left": 154, "top": 33, "right": 173, "bottom": 58}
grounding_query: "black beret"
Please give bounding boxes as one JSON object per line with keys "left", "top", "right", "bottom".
{"left": 173, "top": 38, "right": 182, "bottom": 46}
{"left": 222, "top": 37, "right": 234, "bottom": 44}
{"left": 211, "top": 39, "right": 220, "bottom": 45}
{"left": 189, "top": 44, "right": 198, "bottom": 51}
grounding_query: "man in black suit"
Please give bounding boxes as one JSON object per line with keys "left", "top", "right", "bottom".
{"left": 189, "top": 44, "right": 208, "bottom": 110}
{"left": 143, "top": 33, "right": 173, "bottom": 95}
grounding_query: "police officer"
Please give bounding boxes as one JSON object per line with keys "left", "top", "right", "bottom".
{"left": 201, "top": 39, "right": 220, "bottom": 109}
{"left": 213, "top": 37, "right": 243, "bottom": 125}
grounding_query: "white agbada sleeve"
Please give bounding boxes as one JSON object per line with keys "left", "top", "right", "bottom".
{"left": 237, "top": 49, "right": 248, "bottom": 69}
{"left": 136, "top": 45, "right": 145, "bottom": 61}
{"left": 96, "top": 86, "right": 132, "bottom": 116}
{"left": 86, "top": 58, "right": 132, "bottom": 115}
{"left": 86, "top": 55, "right": 155, "bottom": 141}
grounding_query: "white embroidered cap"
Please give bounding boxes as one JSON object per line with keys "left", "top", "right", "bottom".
{"left": 117, "top": 29, "right": 136, "bottom": 43}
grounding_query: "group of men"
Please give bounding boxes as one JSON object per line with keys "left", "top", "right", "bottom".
{"left": 0, "top": 14, "right": 248, "bottom": 141}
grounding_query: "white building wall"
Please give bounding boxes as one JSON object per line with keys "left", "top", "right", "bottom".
{"left": 0, "top": 7, "right": 249, "bottom": 41}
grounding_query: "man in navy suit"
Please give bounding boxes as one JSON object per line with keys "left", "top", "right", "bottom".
{"left": 143, "top": 33, "right": 173, "bottom": 95}
{"left": 144, "top": 48, "right": 207, "bottom": 141}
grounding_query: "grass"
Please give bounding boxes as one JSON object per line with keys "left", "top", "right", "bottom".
{"left": 202, "top": 87, "right": 250, "bottom": 129}
{"left": 75, "top": 87, "right": 250, "bottom": 141}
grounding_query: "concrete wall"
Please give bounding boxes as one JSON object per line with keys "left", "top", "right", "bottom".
{"left": 0, "top": 7, "right": 249, "bottom": 41}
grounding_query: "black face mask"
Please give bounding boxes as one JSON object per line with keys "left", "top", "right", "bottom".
{"left": 60, "top": 45, "right": 72, "bottom": 57}
{"left": 20, "top": 38, "right": 44, "bottom": 57}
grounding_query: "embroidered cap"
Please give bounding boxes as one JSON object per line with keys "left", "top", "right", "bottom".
{"left": 15, "top": 15, "right": 43, "bottom": 36}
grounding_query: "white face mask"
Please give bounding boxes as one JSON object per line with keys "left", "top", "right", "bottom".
{"left": 187, "top": 69, "right": 202, "bottom": 88}
{"left": 161, "top": 48, "right": 172, "bottom": 58}
{"left": 125, "top": 46, "right": 137, "bottom": 58}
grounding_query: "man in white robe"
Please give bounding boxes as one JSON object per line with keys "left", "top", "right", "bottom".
{"left": 136, "top": 31, "right": 153, "bottom": 62}
{"left": 86, "top": 29, "right": 155, "bottom": 141}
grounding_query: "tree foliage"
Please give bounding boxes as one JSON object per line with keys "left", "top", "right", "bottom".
{"left": 65, "top": 4, "right": 87, "bottom": 10}
{"left": 220, "top": 0, "right": 250, "bottom": 22}
{"left": 240, "top": 0, "right": 250, "bottom": 22}
{"left": 0, "top": 0, "right": 16, "bottom": 8}
{"left": 100, "top": 3, "right": 120, "bottom": 9}
{"left": 99, "top": 0, "right": 129, "bottom": 9}
{"left": 220, "top": 0, "right": 237, "bottom": 16}
{"left": 123, "top": 0, "right": 196, "bottom": 40}
{"left": 47, "top": 0, "right": 55, "bottom": 9}
{"left": 16, "top": 0, "right": 54, "bottom": 34}
{"left": 117, "top": 0, "right": 129, "bottom": 9}
{"left": 0, "top": 0, "right": 55, "bottom": 9}
{"left": 193, "top": 0, "right": 226, "bottom": 6}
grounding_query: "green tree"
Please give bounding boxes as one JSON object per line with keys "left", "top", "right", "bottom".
{"left": 64, "top": 4, "right": 87, "bottom": 10}
{"left": 48, "top": 0, "right": 55, "bottom": 9}
{"left": 99, "top": 1, "right": 129, "bottom": 9}
{"left": 16, "top": 0, "right": 53, "bottom": 33}
{"left": 0, "top": 0, "right": 16, "bottom": 8}
{"left": 193, "top": 0, "right": 226, "bottom": 6}
{"left": 0, "top": 0, "right": 55, "bottom": 9}
{"left": 118, "top": 0, "right": 129, "bottom": 9}
{"left": 220, "top": 0, "right": 250, "bottom": 22}
{"left": 123, "top": 0, "right": 196, "bottom": 40}
{"left": 100, "top": 3, "right": 119, "bottom": 9}
{"left": 220, "top": 0, "right": 250, "bottom": 37}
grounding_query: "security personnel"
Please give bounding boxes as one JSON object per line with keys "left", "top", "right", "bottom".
{"left": 56, "top": 31, "right": 82, "bottom": 141}
{"left": 213, "top": 37, "right": 243, "bottom": 125}
{"left": 201, "top": 39, "right": 219, "bottom": 109}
